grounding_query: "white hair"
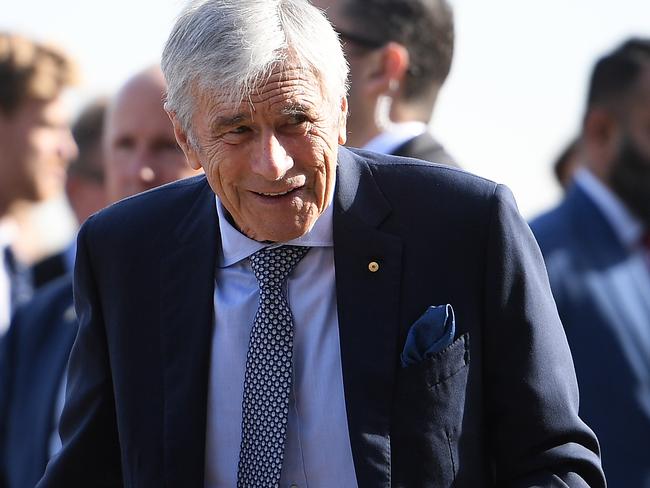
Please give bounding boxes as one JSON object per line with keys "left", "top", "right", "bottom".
{"left": 162, "top": 0, "right": 349, "bottom": 134}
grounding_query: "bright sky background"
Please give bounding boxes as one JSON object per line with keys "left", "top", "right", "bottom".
{"left": 3, "top": 0, "right": 650, "bottom": 220}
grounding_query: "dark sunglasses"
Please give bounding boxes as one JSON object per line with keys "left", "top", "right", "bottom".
{"left": 336, "top": 29, "right": 386, "bottom": 50}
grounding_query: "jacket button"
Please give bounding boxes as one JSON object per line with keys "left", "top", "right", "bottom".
{"left": 368, "top": 261, "right": 379, "bottom": 272}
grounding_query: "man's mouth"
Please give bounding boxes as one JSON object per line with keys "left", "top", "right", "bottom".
{"left": 258, "top": 188, "right": 294, "bottom": 197}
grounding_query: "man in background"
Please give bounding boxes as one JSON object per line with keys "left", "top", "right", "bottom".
{"left": 531, "top": 38, "right": 650, "bottom": 488}
{"left": 31, "top": 99, "right": 109, "bottom": 287}
{"left": 313, "top": 0, "right": 458, "bottom": 165}
{"left": 0, "top": 32, "right": 78, "bottom": 335}
{"left": 103, "top": 65, "right": 199, "bottom": 200}
{"left": 0, "top": 65, "right": 199, "bottom": 488}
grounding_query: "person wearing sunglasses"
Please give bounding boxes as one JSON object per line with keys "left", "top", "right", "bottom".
{"left": 314, "top": 0, "right": 458, "bottom": 167}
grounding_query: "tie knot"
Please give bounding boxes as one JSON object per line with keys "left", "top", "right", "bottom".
{"left": 250, "top": 245, "right": 310, "bottom": 288}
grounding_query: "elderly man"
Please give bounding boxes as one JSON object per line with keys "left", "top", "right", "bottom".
{"left": 38, "top": 1, "right": 604, "bottom": 487}
{"left": 531, "top": 39, "right": 650, "bottom": 488}
{"left": 313, "top": 0, "right": 458, "bottom": 166}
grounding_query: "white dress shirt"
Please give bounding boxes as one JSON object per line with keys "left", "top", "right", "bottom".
{"left": 204, "top": 194, "right": 358, "bottom": 488}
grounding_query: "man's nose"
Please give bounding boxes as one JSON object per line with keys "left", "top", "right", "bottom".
{"left": 128, "top": 148, "right": 157, "bottom": 184}
{"left": 253, "top": 132, "right": 293, "bottom": 180}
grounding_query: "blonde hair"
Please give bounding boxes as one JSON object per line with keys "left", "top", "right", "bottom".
{"left": 0, "top": 32, "right": 78, "bottom": 114}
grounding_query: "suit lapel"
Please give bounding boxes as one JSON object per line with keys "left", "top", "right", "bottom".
{"left": 334, "top": 148, "right": 403, "bottom": 487}
{"left": 160, "top": 179, "right": 219, "bottom": 487}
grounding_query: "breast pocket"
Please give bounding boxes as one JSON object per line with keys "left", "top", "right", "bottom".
{"left": 391, "top": 333, "right": 470, "bottom": 487}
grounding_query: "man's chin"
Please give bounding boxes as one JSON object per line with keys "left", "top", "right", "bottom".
{"left": 244, "top": 219, "right": 316, "bottom": 244}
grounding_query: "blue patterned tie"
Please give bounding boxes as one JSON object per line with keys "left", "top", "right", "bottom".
{"left": 237, "top": 245, "right": 310, "bottom": 488}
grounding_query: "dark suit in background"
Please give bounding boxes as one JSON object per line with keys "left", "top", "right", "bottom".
{"left": 31, "top": 251, "right": 69, "bottom": 289}
{"left": 0, "top": 275, "right": 76, "bottom": 488}
{"left": 37, "top": 149, "right": 604, "bottom": 487}
{"left": 531, "top": 183, "right": 650, "bottom": 488}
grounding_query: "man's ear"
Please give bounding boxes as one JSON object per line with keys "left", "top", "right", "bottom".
{"left": 167, "top": 111, "right": 202, "bottom": 170}
{"left": 338, "top": 96, "right": 348, "bottom": 145}
{"left": 584, "top": 108, "right": 620, "bottom": 157}
{"left": 365, "top": 41, "right": 409, "bottom": 97}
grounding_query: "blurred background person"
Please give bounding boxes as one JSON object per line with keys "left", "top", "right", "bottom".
{"left": 313, "top": 0, "right": 458, "bottom": 166}
{"left": 31, "top": 98, "right": 108, "bottom": 288}
{"left": 0, "top": 32, "right": 77, "bottom": 335}
{"left": 0, "top": 65, "right": 199, "bottom": 488}
{"left": 103, "top": 65, "right": 200, "bottom": 201}
{"left": 531, "top": 38, "right": 650, "bottom": 488}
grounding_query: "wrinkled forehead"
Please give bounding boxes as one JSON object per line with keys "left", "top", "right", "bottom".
{"left": 193, "top": 61, "right": 333, "bottom": 115}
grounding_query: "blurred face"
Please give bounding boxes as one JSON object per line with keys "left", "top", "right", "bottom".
{"left": 0, "top": 96, "right": 78, "bottom": 208}
{"left": 171, "top": 64, "right": 347, "bottom": 242}
{"left": 104, "top": 72, "right": 198, "bottom": 202}
{"left": 608, "top": 68, "right": 650, "bottom": 225}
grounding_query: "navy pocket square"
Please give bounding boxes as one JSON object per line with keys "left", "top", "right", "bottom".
{"left": 401, "top": 304, "right": 456, "bottom": 367}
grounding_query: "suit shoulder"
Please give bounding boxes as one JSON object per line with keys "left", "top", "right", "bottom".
{"left": 350, "top": 147, "right": 497, "bottom": 198}
{"left": 350, "top": 148, "right": 500, "bottom": 217}
{"left": 81, "top": 175, "right": 208, "bottom": 240}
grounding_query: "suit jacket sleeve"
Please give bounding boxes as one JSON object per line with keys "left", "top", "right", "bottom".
{"left": 484, "top": 185, "right": 603, "bottom": 487}
{"left": 36, "top": 216, "right": 123, "bottom": 487}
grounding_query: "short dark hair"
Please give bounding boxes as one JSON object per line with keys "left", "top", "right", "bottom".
{"left": 343, "top": 0, "right": 454, "bottom": 101}
{"left": 587, "top": 38, "right": 650, "bottom": 111}
{"left": 67, "top": 98, "right": 108, "bottom": 183}
{"left": 0, "top": 32, "right": 77, "bottom": 115}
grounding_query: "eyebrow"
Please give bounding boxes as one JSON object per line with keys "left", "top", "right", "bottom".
{"left": 280, "top": 103, "right": 312, "bottom": 117}
{"left": 210, "top": 113, "right": 250, "bottom": 130}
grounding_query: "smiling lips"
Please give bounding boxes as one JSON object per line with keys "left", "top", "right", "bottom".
{"left": 254, "top": 185, "right": 303, "bottom": 198}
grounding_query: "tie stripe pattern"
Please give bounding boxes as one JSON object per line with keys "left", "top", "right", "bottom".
{"left": 237, "top": 245, "right": 310, "bottom": 488}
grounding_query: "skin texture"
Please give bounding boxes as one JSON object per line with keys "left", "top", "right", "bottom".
{"left": 103, "top": 67, "right": 200, "bottom": 202}
{"left": 0, "top": 97, "right": 78, "bottom": 213}
{"left": 170, "top": 64, "right": 347, "bottom": 242}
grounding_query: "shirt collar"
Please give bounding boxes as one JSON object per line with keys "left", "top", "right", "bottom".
{"left": 362, "top": 122, "right": 428, "bottom": 154}
{"left": 215, "top": 187, "right": 335, "bottom": 268}
{"left": 574, "top": 167, "right": 645, "bottom": 249}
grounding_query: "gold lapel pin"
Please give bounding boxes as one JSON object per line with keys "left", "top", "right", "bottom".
{"left": 368, "top": 261, "right": 380, "bottom": 273}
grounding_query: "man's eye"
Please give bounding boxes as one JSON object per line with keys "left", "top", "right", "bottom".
{"left": 288, "top": 114, "right": 308, "bottom": 125}
{"left": 231, "top": 126, "right": 251, "bottom": 134}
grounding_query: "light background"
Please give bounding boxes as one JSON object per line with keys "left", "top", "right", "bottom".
{"left": 2, "top": 0, "right": 649, "bottom": 238}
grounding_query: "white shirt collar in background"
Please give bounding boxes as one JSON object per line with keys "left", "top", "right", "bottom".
{"left": 362, "top": 121, "right": 427, "bottom": 154}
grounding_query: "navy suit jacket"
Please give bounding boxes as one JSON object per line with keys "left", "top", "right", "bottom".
{"left": 531, "top": 184, "right": 650, "bottom": 488}
{"left": 0, "top": 275, "right": 77, "bottom": 488}
{"left": 38, "top": 148, "right": 604, "bottom": 487}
